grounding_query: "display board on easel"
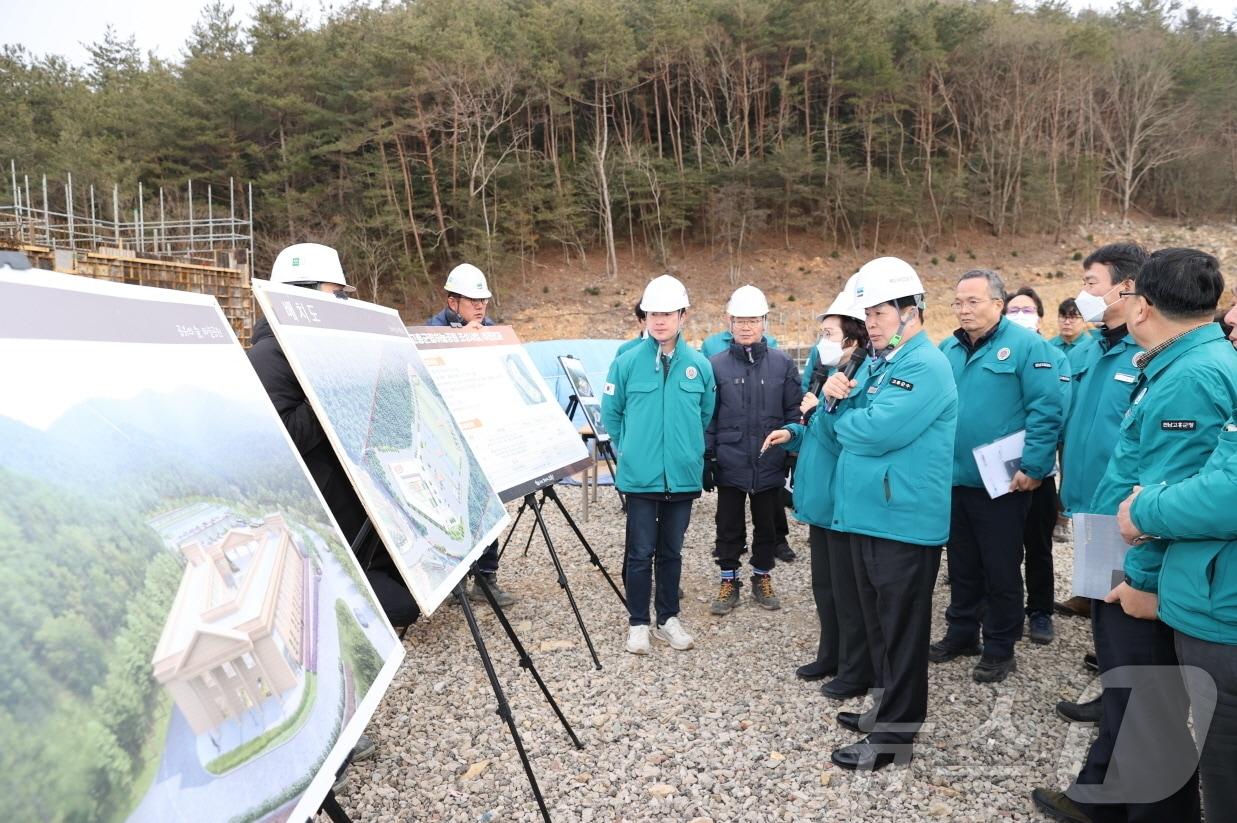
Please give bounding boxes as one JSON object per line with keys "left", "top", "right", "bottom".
{"left": 252, "top": 280, "right": 509, "bottom": 616}
{"left": 408, "top": 326, "right": 594, "bottom": 502}
{"left": 557, "top": 354, "right": 610, "bottom": 443}
{"left": 0, "top": 268, "right": 403, "bottom": 823}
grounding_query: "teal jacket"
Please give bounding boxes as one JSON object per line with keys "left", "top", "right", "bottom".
{"left": 1132, "top": 418, "right": 1237, "bottom": 644}
{"left": 801, "top": 344, "right": 820, "bottom": 394}
{"left": 601, "top": 334, "right": 717, "bottom": 494}
{"left": 783, "top": 367, "right": 837, "bottom": 529}
{"left": 813, "top": 332, "right": 958, "bottom": 546}
{"left": 700, "top": 330, "right": 778, "bottom": 358}
{"left": 1059, "top": 331, "right": 1144, "bottom": 515}
{"left": 1090, "top": 324, "right": 1237, "bottom": 592}
{"left": 939, "top": 318, "right": 1066, "bottom": 487}
{"left": 1049, "top": 329, "right": 1096, "bottom": 358}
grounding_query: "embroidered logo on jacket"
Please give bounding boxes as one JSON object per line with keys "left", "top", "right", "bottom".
{"left": 889, "top": 378, "right": 914, "bottom": 391}
{"left": 1161, "top": 420, "right": 1196, "bottom": 431}
{"left": 1033, "top": 362, "right": 1052, "bottom": 369}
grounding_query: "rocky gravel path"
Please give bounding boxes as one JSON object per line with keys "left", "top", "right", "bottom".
{"left": 336, "top": 490, "right": 1097, "bottom": 822}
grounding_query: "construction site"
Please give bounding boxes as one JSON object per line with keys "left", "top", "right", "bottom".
{"left": 0, "top": 164, "right": 256, "bottom": 343}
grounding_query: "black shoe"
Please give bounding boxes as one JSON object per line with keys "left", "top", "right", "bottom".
{"left": 774, "top": 542, "right": 796, "bottom": 562}
{"left": 973, "top": 654, "right": 1017, "bottom": 683}
{"left": 1028, "top": 612, "right": 1055, "bottom": 645}
{"left": 836, "top": 711, "right": 863, "bottom": 733}
{"left": 821, "top": 679, "right": 869, "bottom": 700}
{"left": 830, "top": 738, "right": 908, "bottom": 771}
{"left": 1083, "top": 652, "right": 1098, "bottom": 673}
{"left": 1031, "top": 788, "right": 1092, "bottom": 823}
{"left": 795, "top": 660, "right": 836, "bottom": 681}
{"left": 1055, "top": 696, "right": 1102, "bottom": 725}
{"left": 928, "top": 638, "right": 981, "bottom": 664}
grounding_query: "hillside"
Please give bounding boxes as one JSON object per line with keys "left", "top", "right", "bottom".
{"left": 423, "top": 216, "right": 1236, "bottom": 347}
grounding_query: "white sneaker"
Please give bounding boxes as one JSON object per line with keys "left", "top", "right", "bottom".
{"left": 625, "top": 625, "right": 651, "bottom": 654}
{"left": 653, "top": 617, "right": 695, "bottom": 650}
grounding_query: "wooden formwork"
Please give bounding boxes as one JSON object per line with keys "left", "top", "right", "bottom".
{"left": 5, "top": 242, "right": 253, "bottom": 344}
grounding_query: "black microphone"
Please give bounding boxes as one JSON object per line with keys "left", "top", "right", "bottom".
{"left": 824, "top": 348, "right": 868, "bottom": 414}
{"left": 801, "top": 362, "right": 832, "bottom": 424}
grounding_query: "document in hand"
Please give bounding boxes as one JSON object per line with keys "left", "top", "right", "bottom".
{"left": 972, "top": 429, "right": 1026, "bottom": 499}
{"left": 1072, "top": 513, "right": 1130, "bottom": 600}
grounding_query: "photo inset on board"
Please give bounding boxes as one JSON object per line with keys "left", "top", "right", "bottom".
{"left": 0, "top": 271, "right": 402, "bottom": 823}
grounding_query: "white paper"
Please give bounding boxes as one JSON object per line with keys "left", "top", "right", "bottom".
{"left": 972, "top": 429, "right": 1026, "bottom": 499}
{"left": 1072, "top": 513, "right": 1129, "bottom": 600}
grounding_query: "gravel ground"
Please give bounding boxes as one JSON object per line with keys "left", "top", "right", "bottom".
{"left": 335, "top": 489, "right": 1099, "bottom": 822}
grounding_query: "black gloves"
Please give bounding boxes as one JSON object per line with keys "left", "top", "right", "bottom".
{"left": 702, "top": 453, "right": 718, "bottom": 492}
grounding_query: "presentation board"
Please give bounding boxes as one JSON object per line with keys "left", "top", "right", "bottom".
{"left": 408, "top": 326, "right": 594, "bottom": 502}
{"left": 558, "top": 354, "right": 610, "bottom": 443}
{"left": 252, "top": 280, "right": 508, "bottom": 615}
{"left": 0, "top": 268, "right": 403, "bottom": 823}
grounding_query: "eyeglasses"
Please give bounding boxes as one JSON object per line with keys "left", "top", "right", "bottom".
{"left": 731, "top": 318, "right": 763, "bottom": 327}
{"left": 1006, "top": 306, "right": 1038, "bottom": 315}
{"left": 950, "top": 298, "right": 999, "bottom": 311}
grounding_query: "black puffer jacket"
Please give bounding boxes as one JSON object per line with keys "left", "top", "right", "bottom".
{"left": 705, "top": 339, "right": 802, "bottom": 492}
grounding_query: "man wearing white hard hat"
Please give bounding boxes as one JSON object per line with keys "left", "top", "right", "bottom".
{"left": 427, "top": 262, "right": 514, "bottom": 606}
{"left": 789, "top": 276, "right": 876, "bottom": 702}
{"left": 763, "top": 256, "right": 957, "bottom": 770}
{"left": 703, "top": 285, "right": 801, "bottom": 616}
{"left": 429, "top": 262, "right": 495, "bottom": 330}
{"left": 251, "top": 243, "right": 415, "bottom": 779}
{"left": 602, "top": 274, "right": 716, "bottom": 655}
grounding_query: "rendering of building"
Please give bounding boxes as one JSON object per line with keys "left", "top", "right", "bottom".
{"left": 152, "top": 513, "right": 310, "bottom": 737}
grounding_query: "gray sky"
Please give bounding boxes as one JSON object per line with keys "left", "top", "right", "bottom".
{"left": 2, "top": 0, "right": 1234, "bottom": 69}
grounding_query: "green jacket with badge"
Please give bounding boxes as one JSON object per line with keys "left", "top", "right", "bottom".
{"left": 1091, "top": 324, "right": 1237, "bottom": 592}
{"left": 939, "top": 317, "right": 1066, "bottom": 488}
{"left": 1131, "top": 417, "right": 1237, "bottom": 644}
{"left": 1060, "top": 331, "right": 1144, "bottom": 515}
{"left": 602, "top": 334, "right": 717, "bottom": 494}
{"left": 812, "top": 332, "right": 958, "bottom": 546}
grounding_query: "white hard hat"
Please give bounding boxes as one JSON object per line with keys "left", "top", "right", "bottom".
{"left": 726, "top": 284, "right": 769, "bottom": 317}
{"left": 639, "top": 274, "right": 690, "bottom": 312}
{"left": 444, "top": 263, "right": 492, "bottom": 299}
{"left": 852, "top": 257, "right": 924, "bottom": 310}
{"left": 271, "top": 243, "right": 355, "bottom": 291}
{"left": 816, "top": 273, "right": 866, "bottom": 321}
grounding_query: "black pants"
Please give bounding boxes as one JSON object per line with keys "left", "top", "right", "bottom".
{"left": 1175, "top": 630, "right": 1237, "bottom": 821}
{"left": 944, "top": 486, "right": 1031, "bottom": 659}
{"left": 1067, "top": 602, "right": 1200, "bottom": 822}
{"left": 1023, "top": 475, "right": 1057, "bottom": 616}
{"left": 808, "top": 526, "right": 873, "bottom": 687}
{"left": 851, "top": 534, "right": 941, "bottom": 745}
{"left": 365, "top": 568, "right": 421, "bottom": 627}
{"left": 714, "top": 485, "right": 779, "bottom": 572}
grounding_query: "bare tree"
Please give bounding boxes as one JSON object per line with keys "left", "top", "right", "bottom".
{"left": 1092, "top": 42, "right": 1191, "bottom": 222}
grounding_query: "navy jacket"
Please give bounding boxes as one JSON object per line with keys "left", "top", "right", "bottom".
{"left": 705, "top": 340, "right": 801, "bottom": 493}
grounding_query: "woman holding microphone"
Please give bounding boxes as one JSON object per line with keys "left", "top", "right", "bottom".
{"left": 781, "top": 277, "right": 874, "bottom": 700}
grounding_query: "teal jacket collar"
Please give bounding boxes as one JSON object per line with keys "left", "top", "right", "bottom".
{"left": 1141, "top": 323, "right": 1227, "bottom": 382}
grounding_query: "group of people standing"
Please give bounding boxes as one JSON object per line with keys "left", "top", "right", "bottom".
{"left": 602, "top": 245, "right": 1237, "bottom": 820}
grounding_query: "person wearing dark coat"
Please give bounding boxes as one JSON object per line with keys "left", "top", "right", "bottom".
{"left": 248, "top": 244, "right": 420, "bottom": 629}
{"left": 704, "top": 285, "right": 801, "bottom": 614}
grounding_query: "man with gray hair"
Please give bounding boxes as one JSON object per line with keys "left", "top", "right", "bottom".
{"left": 932, "top": 270, "right": 1065, "bottom": 683}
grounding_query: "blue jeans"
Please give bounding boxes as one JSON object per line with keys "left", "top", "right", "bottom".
{"left": 625, "top": 497, "right": 693, "bottom": 626}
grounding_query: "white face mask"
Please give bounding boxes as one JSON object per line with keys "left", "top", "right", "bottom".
{"left": 815, "top": 338, "right": 844, "bottom": 368}
{"left": 1007, "top": 312, "right": 1040, "bottom": 332}
{"left": 1075, "top": 288, "right": 1110, "bottom": 323}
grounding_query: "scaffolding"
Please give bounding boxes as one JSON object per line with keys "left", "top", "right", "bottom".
{"left": 0, "top": 163, "right": 257, "bottom": 343}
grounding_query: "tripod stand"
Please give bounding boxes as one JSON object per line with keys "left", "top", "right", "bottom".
{"left": 498, "top": 484, "right": 625, "bottom": 670}
{"left": 323, "top": 520, "right": 581, "bottom": 822}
